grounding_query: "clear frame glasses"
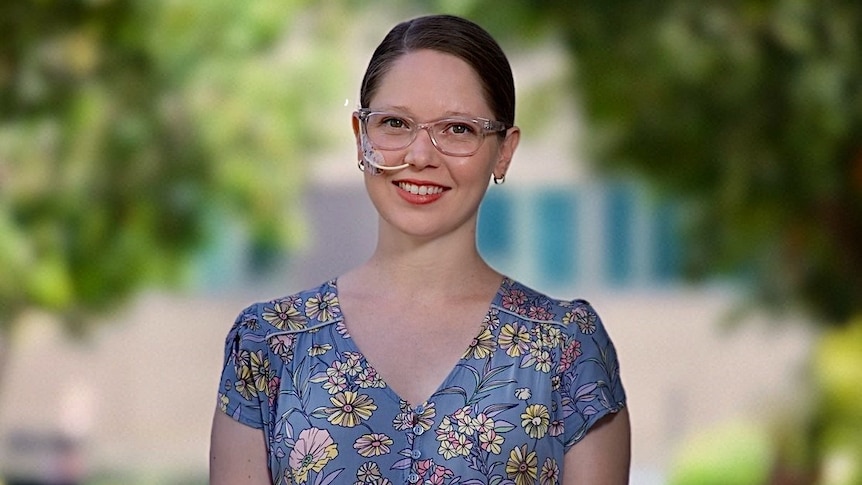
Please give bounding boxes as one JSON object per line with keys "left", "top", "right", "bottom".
{"left": 357, "top": 109, "right": 509, "bottom": 157}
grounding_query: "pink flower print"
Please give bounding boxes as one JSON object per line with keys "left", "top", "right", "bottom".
{"left": 268, "top": 334, "right": 295, "bottom": 362}
{"left": 559, "top": 339, "right": 582, "bottom": 372}
{"left": 573, "top": 307, "right": 597, "bottom": 334}
{"left": 540, "top": 457, "right": 560, "bottom": 485}
{"left": 288, "top": 428, "right": 338, "bottom": 483}
{"left": 268, "top": 376, "right": 280, "bottom": 405}
{"left": 527, "top": 304, "right": 554, "bottom": 321}
{"left": 429, "top": 464, "right": 454, "bottom": 484}
{"left": 415, "top": 458, "right": 433, "bottom": 477}
{"left": 501, "top": 288, "right": 528, "bottom": 313}
{"left": 548, "top": 419, "right": 564, "bottom": 437}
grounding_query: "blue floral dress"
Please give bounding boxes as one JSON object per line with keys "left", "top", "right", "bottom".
{"left": 217, "top": 278, "right": 626, "bottom": 485}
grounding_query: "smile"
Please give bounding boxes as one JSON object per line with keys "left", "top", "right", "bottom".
{"left": 397, "top": 182, "right": 446, "bottom": 196}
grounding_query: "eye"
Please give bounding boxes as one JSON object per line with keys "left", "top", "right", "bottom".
{"left": 380, "top": 116, "right": 408, "bottom": 129}
{"left": 443, "top": 121, "right": 478, "bottom": 136}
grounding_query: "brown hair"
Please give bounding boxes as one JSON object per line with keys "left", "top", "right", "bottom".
{"left": 360, "top": 14, "right": 515, "bottom": 127}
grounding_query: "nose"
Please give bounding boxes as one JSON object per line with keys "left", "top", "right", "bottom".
{"left": 404, "top": 125, "right": 439, "bottom": 169}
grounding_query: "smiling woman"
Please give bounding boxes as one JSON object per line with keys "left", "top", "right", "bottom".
{"left": 210, "top": 14, "right": 630, "bottom": 485}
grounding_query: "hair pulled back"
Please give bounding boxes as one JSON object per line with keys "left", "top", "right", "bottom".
{"left": 360, "top": 14, "right": 515, "bottom": 127}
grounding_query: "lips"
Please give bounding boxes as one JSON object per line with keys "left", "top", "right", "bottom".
{"left": 394, "top": 180, "right": 449, "bottom": 204}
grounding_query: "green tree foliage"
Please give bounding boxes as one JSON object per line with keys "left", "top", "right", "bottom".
{"left": 452, "top": 0, "right": 862, "bottom": 326}
{"left": 438, "top": 2, "right": 862, "bottom": 480}
{"left": 0, "top": 0, "right": 347, "bottom": 335}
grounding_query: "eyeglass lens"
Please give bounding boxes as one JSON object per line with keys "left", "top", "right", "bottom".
{"left": 364, "top": 113, "right": 488, "bottom": 156}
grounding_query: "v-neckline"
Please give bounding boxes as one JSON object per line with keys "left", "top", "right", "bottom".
{"left": 330, "top": 277, "right": 508, "bottom": 411}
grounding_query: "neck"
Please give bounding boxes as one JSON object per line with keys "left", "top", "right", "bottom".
{"left": 344, "top": 233, "right": 501, "bottom": 299}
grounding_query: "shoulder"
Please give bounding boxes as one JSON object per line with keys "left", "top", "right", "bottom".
{"left": 231, "top": 280, "right": 343, "bottom": 340}
{"left": 494, "top": 278, "right": 602, "bottom": 332}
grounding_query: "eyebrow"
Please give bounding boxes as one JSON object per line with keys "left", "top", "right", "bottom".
{"left": 374, "top": 105, "right": 488, "bottom": 120}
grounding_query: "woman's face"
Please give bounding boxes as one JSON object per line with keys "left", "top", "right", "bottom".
{"left": 354, "top": 49, "right": 520, "bottom": 243}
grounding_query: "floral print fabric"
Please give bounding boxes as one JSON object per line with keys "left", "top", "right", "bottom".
{"left": 217, "top": 278, "right": 626, "bottom": 484}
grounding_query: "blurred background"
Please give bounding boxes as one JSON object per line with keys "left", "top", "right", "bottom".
{"left": 1, "top": 1, "right": 860, "bottom": 484}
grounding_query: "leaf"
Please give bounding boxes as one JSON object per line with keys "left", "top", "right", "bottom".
{"left": 310, "top": 407, "right": 329, "bottom": 420}
{"left": 478, "top": 379, "right": 517, "bottom": 393}
{"left": 493, "top": 420, "right": 516, "bottom": 433}
{"left": 483, "top": 402, "right": 518, "bottom": 417}
{"left": 391, "top": 457, "right": 413, "bottom": 470}
{"left": 308, "top": 371, "right": 329, "bottom": 383}
{"left": 574, "top": 382, "right": 598, "bottom": 398}
{"left": 435, "top": 386, "right": 468, "bottom": 399}
{"left": 314, "top": 468, "right": 344, "bottom": 485}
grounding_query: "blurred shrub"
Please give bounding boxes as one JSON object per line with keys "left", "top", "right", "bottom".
{"left": 667, "top": 419, "right": 772, "bottom": 485}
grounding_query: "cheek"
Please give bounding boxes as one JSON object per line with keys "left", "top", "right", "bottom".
{"left": 450, "top": 152, "right": 498, "bottom": 180}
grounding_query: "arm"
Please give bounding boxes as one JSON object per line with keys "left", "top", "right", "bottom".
{"left": 209, "top": 407, "right": 273, "bottom": 485}
{"left": 563, "top": 408, "right": 631, "bottom": 485}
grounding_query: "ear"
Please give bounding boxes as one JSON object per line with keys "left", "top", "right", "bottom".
{"left": 352, "top": 112, "right": 363, "bottom": 160}
{"left": 493, "top": 126, "right": 520, "bottom": 179}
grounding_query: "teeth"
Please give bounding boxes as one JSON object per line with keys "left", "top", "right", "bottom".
{"left": 398, "top": 182, "right": 444, "bottom": 195}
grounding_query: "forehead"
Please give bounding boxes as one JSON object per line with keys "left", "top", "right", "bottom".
{"left": 370, "top": 49, "right": 491, "bottom": 117}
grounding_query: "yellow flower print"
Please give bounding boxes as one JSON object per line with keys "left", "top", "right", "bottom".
{"left": 506, "top": 444, "right": 538, "bottom": 485}
{"left": 436, "top": 415, "right": 455, "bottom": 435}
{"left": 521, "top": 404, "right": 550, "bottom": 439}
{"left": 320, "top": 373, "right": 348, "bottom": 395}
{"left": 234, "top": 348, "right": 252, "bottom": 369}
{"left": 217, "top": 393, "right": 229, "bottom": 413}
{"left": 563, "top": 306, "right": 597, "bottom": 334}
{"left": 464, "top": 326, "right": 496, "bottom": 359}
{"left": 542, "top": 326, "right": 563, "bottom": 348}
{"left": 249, "top": 350, "right": 271, "bottom": 393}
{"left": 499, "top": 323, "right": 531, "bottom": 357}
{"left": 438, "top": 434, "right": 459, "bottom": 460}
{"left": 233, "top": 359, "right": 256, "bottom": 400}
{"left": 534, "top": 349, "right": 552, "bottom": 373}
{"left": 453, "top": 406, "right": 477, "bottom": 435}
{"left": 472, "top": 413, "right": 495, "bottom": 435}
{"left": 483, "top": 308, "right": 501, "bottom": 329}
{"left": 308, "top": 343, "right": 332, "bottom": 356}
{"left": 479, "top": 429, "right": 504, "bottom": 455}
{"left": 414, "top": 402, "right": 436, "bottom": 431}
{"left": 356, "top": 367, "right": 385, "bottom": 389}
{"left": 353, "top": 433, "right": 393, "bottom": 457}
{"left": 322, "top": 391, "right": 376, "bottom": 428}
{"left": 262, "top": 300, "right": 306, "bottom": 330}
{"left": 305, "top": 291, "right": 339, "bottom": 322}
{"left": 356, "top": 461, "right": 383, "bottom": 482}
{"left": 452, "top": 432, "right": 473, "bottom": 457}
{"left": 287, "top": 427, "right": 338, "bottom": 484}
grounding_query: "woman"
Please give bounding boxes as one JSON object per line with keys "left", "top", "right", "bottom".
{"left": 211, "top": 14, "right": 630, "bottom": 484}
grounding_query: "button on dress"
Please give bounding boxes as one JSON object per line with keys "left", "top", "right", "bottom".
{"left": 217, "top": 278, "right": 626, "bottom": 485}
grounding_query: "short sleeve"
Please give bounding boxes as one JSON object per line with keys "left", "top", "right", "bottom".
{"left": 560, "top": 301, "right": 626, "bottom": 451}
{"left": 216, "top": 304, "right": 269, "bottom": 429}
